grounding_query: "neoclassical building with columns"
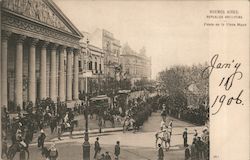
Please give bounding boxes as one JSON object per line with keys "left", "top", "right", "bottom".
{"left": 1, "top": 0, "right": 83, "bottom": 109}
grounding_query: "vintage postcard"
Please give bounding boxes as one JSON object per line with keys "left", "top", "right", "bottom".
{"left": 0, "top": 0, "right": 249, "bottom": 160}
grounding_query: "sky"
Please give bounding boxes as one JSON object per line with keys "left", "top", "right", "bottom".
{"left": 54, "top": 0, "right": 209, "bottom": 79}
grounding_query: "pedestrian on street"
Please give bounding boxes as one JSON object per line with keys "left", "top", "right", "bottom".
{"left": 98, "top": 117, "right": 102, "bottom": 133}
{"left": 100, "top": 153, "right": 105, "bottom": 160}
{"left": 95, "top": 148, "right": 102, "bottom": 160}
{"left": 114, "top": 141, "right": 120, "bottom": 160}
{"left": 183, "top": 128, "right": 188, "bottom": 147}
{"left": 38, "top": 129, "right": 46, "bottom": 149}
{"left": 19, "top": 144, "right": 27, "bottom": 160}
{"left": 168, "top": 120, "right": 173, "bottom": 136}
{"left": 194, "top": 129, "right": 198, "bottom": 138}
{"left": 48, "top": 142, "right": 58, "bottom": 160}
{"left": 104, "top": 151, "right": 112, "bottom": 160}
{"left": 1, "top": 137, "right": 8, "bottom": 159}
{"left": 57, "top": 121, "right": 62, "bottom": 140}
{"left": 185, "top": 144, "right": 191, "bottom": 160}
{"left": 50, "top": 116, "right": 57, "bottom": 134}
{"left": 94, "top": 137, "right": 101, "bottom": 159}
{"left": 196, "top": 137, "right": 204, "bottom": 159}
{"left": 190, "top": 138, "right": 197, "bottom": 160}
{"left": 158, "top": 143, "right": 164, "bottom": 160}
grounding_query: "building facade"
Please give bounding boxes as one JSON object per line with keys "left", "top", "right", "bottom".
{"left": 79, "top": 32, "right": 105, "bottom": 96}
{"left": 88, "top": 29, "right": 121, "bottom": 79}
{"left": 1, "top": 0, "right": 83, "bottom": 109}
{"left": 120, "top": 44, "right": 152, "bottom": 85}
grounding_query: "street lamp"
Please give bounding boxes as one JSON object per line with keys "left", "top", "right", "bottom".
{"left": 82, "top": 95, "right": 90, "bottom": 160}
{"left": 83, "top": 39, "right": 91, "bottom": 160}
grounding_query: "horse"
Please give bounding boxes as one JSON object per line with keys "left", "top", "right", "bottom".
{"left": 114, "top": 115, "right": 123, "bottom": 124}
{"left": 102, "top": 113, "right": 115, "bottom": 128}
{"left": 155, "top": 130, "right": 171, "bottom": 151}
{"left": 7, "top": 141, "right": 30, "bottom": 160}
{"left": 41, "top": 147, "right": 50, "bottom": 159}
{"left": 123, "top": 117, "right": 135, "bottom": 133}
{"left": 43, "top": 112, "right": 52, "bottom": 127}
{"left": 61, "top": 120, "right": 78, "bottom": 138}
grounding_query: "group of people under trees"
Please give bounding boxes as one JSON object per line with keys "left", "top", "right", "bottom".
{"left": 157, "top": 95, "right": 209, "bottom": 126}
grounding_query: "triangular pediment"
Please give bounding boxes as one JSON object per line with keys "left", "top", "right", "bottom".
{"left": 2, "top": 0, "right": 83, "bottom": 38}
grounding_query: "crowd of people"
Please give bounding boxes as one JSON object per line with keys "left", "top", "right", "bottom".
{"left": 1, "top": 91, "right": 209, "bottom": 160}
{"left": 183, "top": 127, "right": 209, "bottom": 160}
{"left": 1, "top": 97, "right": 85, "bottom": 160}
{"left": 157, "top": 95, "right": 209, "bottom": 126}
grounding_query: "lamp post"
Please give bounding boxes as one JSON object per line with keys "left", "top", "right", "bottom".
{"left": 83, "top": 40, "right": 91, "bottom": 160}
{"left": 82, "top": 94, "right": 90, "bottom": 160}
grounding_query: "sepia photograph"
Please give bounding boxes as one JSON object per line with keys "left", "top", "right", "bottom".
{"left": 1, "top": 0, "right": 249, "bottom": 160}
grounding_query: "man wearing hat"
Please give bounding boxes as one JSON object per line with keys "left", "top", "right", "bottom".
{"left": 183, "top": 128, "right": 188, "bottom": 147}
{"left": 114, "top": 141, "right": 120, "bottom": 160}
{"left": 94, "top": 137, "right": 101, "bottom": 159}
{"left": 158, "top": 143, "right": 164, "bottom": 160}
{"left": 38, "top": 129, "right": 46, "bottom": 149}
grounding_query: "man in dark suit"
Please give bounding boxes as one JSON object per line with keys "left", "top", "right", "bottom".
{"left": 158, "top": 143, "right": 164, "bottom": 160}
{"left": 94, "top": 137, "right": 100, "bottom": 159}
{"left": 183, "top": 128, "right": 188, "bottom": 147}
{"left": 114, "top": 141, "right": 120, "bottom": 160}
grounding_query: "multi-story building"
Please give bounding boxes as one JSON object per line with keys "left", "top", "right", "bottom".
{"left": 88, "top": 29, "right": 121, "bottom": 79}
{"left": 120, "top": 44, "right": 152, "bottom": 86}
{"left": 1, "top": 0, "right": 83, "bottom": 109}
{"left": 79, "top": 32, "right": 105, "bottom": 96}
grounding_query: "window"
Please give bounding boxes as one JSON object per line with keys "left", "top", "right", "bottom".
{"left": 79, "top": 60, "right": 81, "bottom": 68}
{"left": 95, "top": 62, "right": 97, "bottom": 71}
{"left": 89, "top": 61, "right": 92, "bottom": 70}
{"left": 83, "top": 60, "right": 86, "bottom": 70}
{"left": 99, "top": 64, "right": 102, "bottom": 71}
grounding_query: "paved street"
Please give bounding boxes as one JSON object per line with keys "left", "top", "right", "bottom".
{"left": 4, "top": 112, "right": 206, "bottom": 160}
{"left": 22, "top": 113, "right": 123, "bottom": 144}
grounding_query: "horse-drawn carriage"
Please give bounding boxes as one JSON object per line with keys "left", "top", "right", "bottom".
{"left": 90, "top": 95, "right": 116, "bottom": 127}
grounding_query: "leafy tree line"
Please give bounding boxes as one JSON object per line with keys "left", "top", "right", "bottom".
{"left": 158, "top": 63, "right": 209, "bottom": 125}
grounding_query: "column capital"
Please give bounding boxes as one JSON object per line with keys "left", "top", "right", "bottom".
{"left": 15, "top": 34, "right": 26, "bottom": 44}
{"left": 73, "top": 49, "right": 80, "bottom": 55}
{"left": 59, "top": 45, "right": 67, "bottom": 52}
{"left": 29, "top": 38, "right": 39, "bottom": 47}
{"left": 66, "top": 47, "right": 74, "bottom": 53}
{"left": 2, "top": 30, "right": 12, "bottom": 41}
{"left": 40, "top": 41, "right": 50, "bottom": 48}
{"left": 49, "top": 43, "right": 59, "bottom": 50}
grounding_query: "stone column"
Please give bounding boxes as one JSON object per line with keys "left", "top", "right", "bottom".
{"left": 15, "top": 35, "right": 26, "bottom": 109}
{"left": 79, "top": 53, "right": 84, "bottom": 93}
{"left": 39, "top": 41, "right": 49, "bottom": 100}
{"left": 58, "top": 45, "right": 66, "bottom": 101}
{"left": 73, "top": 49, "right": 79, "bottom": 100}
{"left": 1, "top": 31, "right": 11, "bottom": 107}
{"left": 28, "top": 38, "right": 39, "bottom": 105}
{"left": 50, "top": 43, "right": 58, "bottom": 101}
{"left": 66, "top": 47, "right": 73, "bottom": 101}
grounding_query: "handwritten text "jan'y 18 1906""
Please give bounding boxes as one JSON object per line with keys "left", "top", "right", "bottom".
{"left": 202, "top": 54, "right": 244, "bottom": 115}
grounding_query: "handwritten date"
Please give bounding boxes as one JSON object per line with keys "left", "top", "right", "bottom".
{"left": 211, "top": 90, "right": 244, "bottom": 115}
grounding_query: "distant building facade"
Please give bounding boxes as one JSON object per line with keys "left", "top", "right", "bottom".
{"left": 120, "top": 44, "right": 151, "bottom": 86}
{"left": 88, "top": 29, "right": 121, "bottom": 79}
{"left": 79, "top": 32, "right": 105, "bottom": 96}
